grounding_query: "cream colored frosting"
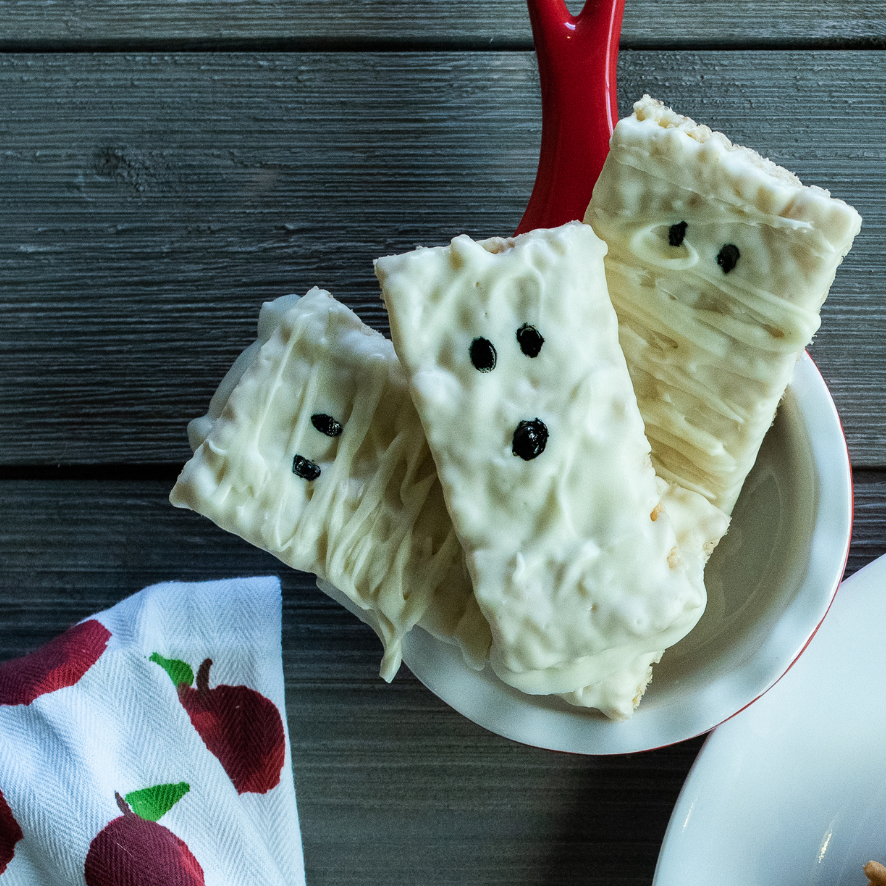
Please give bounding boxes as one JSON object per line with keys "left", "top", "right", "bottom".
{"left": 170, "top": 287, "right": 491, "bottom": 680}
{"left": 586, "top": 95, "right": 862, "bottom": 514}
{"left": 376, "top": 222, "right": 714, "bottom": 708}
{"left": 558, "top": 477, "right": 728, "bottom": 719}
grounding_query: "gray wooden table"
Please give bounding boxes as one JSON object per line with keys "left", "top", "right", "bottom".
{"left": 1, "top": 2, "right": 884, "bottom": 883}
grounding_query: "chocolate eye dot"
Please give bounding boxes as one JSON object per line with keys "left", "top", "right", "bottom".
{"left": 470, "top": 337, "right": 497, "bottom": 372}
{"left": 668, "top": 221, "right": 688, "bottom": 247}
{"left": 311, "top": 413, "right": 343, "bottom": 437}
{"left": 516, "top": 324, "right": 544, "bottom": 358}
{"left": 512, "top": 418, "right": 548, "bottom": 461}
{"left": 717, "top": 243, "right": 740, "bottom": 273}
{"left": 292, "top": 455, "right": 321, "bottom": 481}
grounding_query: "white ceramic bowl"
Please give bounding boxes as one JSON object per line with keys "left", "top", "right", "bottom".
{"left": 654, "top": 553, "right": 886, "bottom": 885}
{"left": 333, "top": 351, "right": 852, "bottom": 754}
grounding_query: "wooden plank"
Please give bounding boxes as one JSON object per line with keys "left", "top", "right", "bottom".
{"left": 847, "top": 471, "right": 886, "bottom": 576}
{"left": 0, "top": 50, "right": 882, "bottom": 465}
{"left": 0, "top": 0, "right": 883, "bottom": 49}
{"left": 1, "top": 474, "right": 881, "bottom": 883}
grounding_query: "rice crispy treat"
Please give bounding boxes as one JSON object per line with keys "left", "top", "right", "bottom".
{"left": 171, "top": 288, "right": 492, "bottom": 680}
{"left": 586, "top": 95, "right": 862, "bottom": 514}
{"left": 376, "top": 222, "right": 725, "bottom": 716}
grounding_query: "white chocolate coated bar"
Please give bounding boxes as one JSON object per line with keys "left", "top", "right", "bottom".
{"left": 171, "top": 288, "right": 491, "bottom": 680}
{"left": 587, "top": 95, "right": 862, "bottom": 514}
{"left": 377, "top": 222, "right": 722, "bottom": 715}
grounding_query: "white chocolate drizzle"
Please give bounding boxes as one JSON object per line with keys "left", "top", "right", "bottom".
{"left": 171, "top": 288, "right": 491, "bottom": 680}
{"left": 377, "top": 222, "right": 721, "bottom": 715}
{"left": 586, "top": 95, "right": 862, "bottom": 514}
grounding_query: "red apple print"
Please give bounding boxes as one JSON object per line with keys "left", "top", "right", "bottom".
{"left": 0, "top": 787, "right": 22, "bottom": 874}
{"left": 0, "top": 619, "right": 111, "bottom": 706}
{"left": 84, "top": 791, "right": 204, "bottom": 886}
{"left": 177, "top": 658, "right": 285, "bottom": 795}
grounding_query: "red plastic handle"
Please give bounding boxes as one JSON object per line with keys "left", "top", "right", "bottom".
{"left": 515, "top": 0, "right": 625, "bottom": 236}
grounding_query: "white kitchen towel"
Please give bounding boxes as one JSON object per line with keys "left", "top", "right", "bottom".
{"left": 0, "top": 576, "right": 305, "bottom": 886}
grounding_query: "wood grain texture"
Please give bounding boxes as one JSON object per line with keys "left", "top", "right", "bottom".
{"left": 0, "top": 0, "right": 883, "bottom": 49}
{"left": 0, "top": 472, "right": 881, "bottom": 883}
{"left": 846, "top": 471, "right": 886, "bottom": 575}
{"left": 0, "top": 50, "right": 881, "bottom": 466}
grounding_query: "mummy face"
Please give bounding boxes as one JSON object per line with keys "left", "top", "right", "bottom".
{"left": 468, "top": 325, "right": 549, "bottom": 460}
{"left": 292, "top": 412, "right": 345, "bottom": 481}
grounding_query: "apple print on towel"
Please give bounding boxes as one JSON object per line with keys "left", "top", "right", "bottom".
{"left": 0, "top": 620, "right": 111, "bottom": 706}
{"left": 0, "top": 788, "right": 23, "bottom": 874}
{"left": 85, "top": 783, "right": 204, "bottom": 886}
{"left": 151, "top": 654, "right": 285, "bottom": 794}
